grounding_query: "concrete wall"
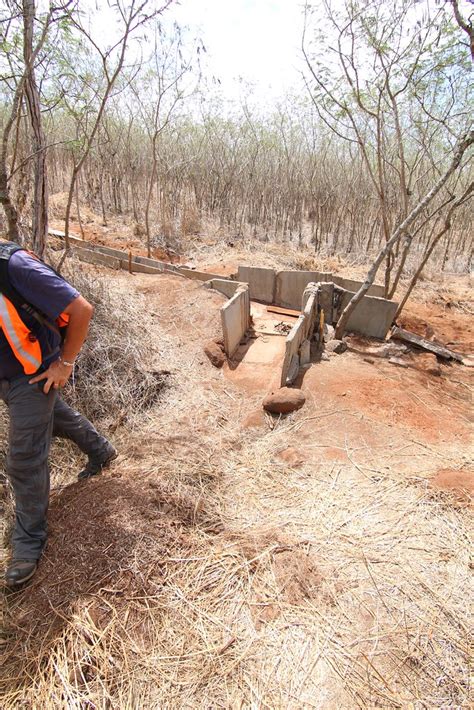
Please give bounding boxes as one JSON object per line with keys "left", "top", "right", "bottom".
{"left": 51, "top": 230, "right": 388, "bottom": 309}
{"left": 134, "top": 254, "right": 170, "bottom": 271}
{"left": 84, "top": 243, "right": 128, "bottom": 260}
{"left": 280, "top": 284, "right": 320, "bottom": 386}
{"left": 177, "top": 267, "right": 224, "bottom": 281}
{"left": 129, "top": 262, "right": 168, "bottom": 275}
{"left": 337, "top": 289, "right": 398, "bottom": 339}
{"left": 221, "top": 285, "right": 251, "bottom": 357}
{"left": 302, "top": 284, "right": 320, "bottom": 341}
{"left": 237, "top": 266, "right": 276, "bottom": 302}
{"left": 232, "top": 266, "right": 385, "bottom": 309}
{"left": 280, "top": 315, "right": 307, "bottom": 387}
{"left": 333, "top": 275, "right": 385, "bottom": 299}
{"left": 204, "top": 278, "right": 243, "bottom": 299}
{"left": 317, "top": 282, "right": 334, "bottom": 325}
{"left": 274, "top": 270, "right": 332, "bottom": 309}
{"left": 72, "top": 246, "right": 169, "bottom": 275}
{"left": 55, "top": 230, "right": 393, "bottom": 339}
{"left": 50, "top": 229, "right": 174, "bottom": 273}
{"left": 72, "top": 247, "right": 121, "bottom": 270}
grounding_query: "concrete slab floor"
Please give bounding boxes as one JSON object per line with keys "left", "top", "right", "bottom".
{"left": 251, "top": 301, "right": 290, "bottom": 329}
{"left": 223, "top": 300, "right": 291, "bottom": 393}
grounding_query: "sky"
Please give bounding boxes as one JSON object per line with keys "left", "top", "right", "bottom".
{"left": 167, "top": 0, "right": 306, "bottom": 101}
{"left": 34, "top": 0, "right": 470, "bottom": 108}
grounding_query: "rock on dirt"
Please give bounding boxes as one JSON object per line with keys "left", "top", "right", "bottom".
{"left": 204, "top": 339, "right": 226, "bottom": 368}
{"left": 278, "top": 447, "right": 306, "bottom": 467}
{"left": 262, "top": 387, "right": 306, "bottom": 414}
{"left": 242, "top": 409, "right": 266, "bottom": 429}
{"left": 323, "top": 324, "right": 335, "bottom": 342}
{"left": 389, "top": 356, "right": 409, "bottom": 368}
{"left": 375, "top": 342, "right": 408, "bottom": 358}
{"left": 414, "top": 353, "right": 441, "bottom": 376}
{"left": 345, "top": 336, "right": 408, "bottom": 359}
{"left": 326, "top": 339, "right": 348, "bottom": 355}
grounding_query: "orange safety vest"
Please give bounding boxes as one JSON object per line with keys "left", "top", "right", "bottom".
{"left": 0, "top": 242, "right": 70, "bottom": 375}
{"left": 0, "top": 296, "right": 70, "bottom": 375}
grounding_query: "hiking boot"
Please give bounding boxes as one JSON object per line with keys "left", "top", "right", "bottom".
{"left": 5, "top": 559, "right": 38, "bottom": 588}
{"left": 78, "top": 443, "right": 118, "bottom": 480}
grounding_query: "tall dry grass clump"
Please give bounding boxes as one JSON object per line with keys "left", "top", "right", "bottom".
{"left": 60, "top": 263, "right": 170, "bottom": 424}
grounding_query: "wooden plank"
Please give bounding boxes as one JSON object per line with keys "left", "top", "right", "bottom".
{"left": 391, "top": 326, "right": 464, "bottom": 362}
{"left": 267, "top": 305, "right": 300, "bottom": 318}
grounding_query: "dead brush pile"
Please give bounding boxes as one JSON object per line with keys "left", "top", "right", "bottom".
{"left": 60, "top": 264, "right": 170, "bottom": 424}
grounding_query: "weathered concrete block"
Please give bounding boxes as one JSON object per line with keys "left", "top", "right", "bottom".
{"left": 178, "top": 267, "right": 224, "bottom": 282}
{"left": 318, "top": 282, "right": 334, "bottom": 324}
{"left": 302, "top": 284, "right": 319, "bottom": 340}
{"left": 134, "top": 254, "right": 168, "bottom": 271}
{"left": 302, "top": 282, "right": 319, "bottom": 310}
{"left": 204, "top": 278, "right": 243, "bottom": 299}
{"left": 91, "top": 244, "right": 127, "bottom": 259}
{"left": 51, "top": 229, "right": 174, "bottom": 274}
{"left": 275, "top": 270, "right": 332, "bottom": 309}
{"left": 333, "top": 275, "right": 385, "bottom": 298}
{"left": 126, "top": 262, "right": 165, "bottom": 275}
{"left": 339, "top": 290, "right": 398, "bottom": 339}
{"left": 237, "top": 266, "right": 275, "bottom": 303}
{"left": 281, "top": 314, "right": 307, "bottom": 387}
{"left": 72, "top": 247, "right": 120, "bottom": 270}
{"left": 300, "top": 339, "right": 311, "bottom": 365}
{"left": 220, "top": 285, "right": 250, "bottom": 357}
{"left": 49, "top": 229, "right": 85, "bottom": 246}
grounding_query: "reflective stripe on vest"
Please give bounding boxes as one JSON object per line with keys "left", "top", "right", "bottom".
{"left": 0, "top": 294, "right": 42, "bottom": 374}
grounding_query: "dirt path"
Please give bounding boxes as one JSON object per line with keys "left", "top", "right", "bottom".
{"left": 1, "top": 267, "right": 472, "bottom": 708}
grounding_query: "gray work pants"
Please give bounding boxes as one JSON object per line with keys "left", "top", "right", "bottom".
{"left": 0, "top": 374, "right": 109, "bottom": 560}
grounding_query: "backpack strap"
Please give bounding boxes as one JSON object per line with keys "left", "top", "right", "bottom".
{"left": 0, "top": 242, "right": 25, "bottom": 310}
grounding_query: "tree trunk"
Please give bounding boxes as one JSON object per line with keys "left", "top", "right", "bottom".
{"left": 0, "top": 81, "right": 25, "bottom": 243}
{"left": 395, "top": 183, "right": 473, "bottom": 317}
{"left": 334, "top": 132, "right": 473, "bottom": 339}
{"left": 23, "top": 0, "right": 48, "bottom": 256}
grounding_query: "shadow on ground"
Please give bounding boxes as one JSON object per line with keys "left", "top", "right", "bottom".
{"left": 0, "top": 471, "right": 204, "bottom": 696}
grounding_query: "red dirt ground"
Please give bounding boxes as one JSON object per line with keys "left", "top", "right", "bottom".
{"left": 397, "top": 300, "right": 473, "bottom": 354}
{"left": 430, "top": 467, "right": 474, "bottom": 497}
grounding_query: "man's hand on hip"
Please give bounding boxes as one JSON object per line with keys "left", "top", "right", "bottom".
{"left": 29, "top": 359, "right": 73, "bottom": 393}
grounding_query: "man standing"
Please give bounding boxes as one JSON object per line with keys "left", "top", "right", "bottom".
{"left": 0, "top": 241, "right": 117, "bottom": 588}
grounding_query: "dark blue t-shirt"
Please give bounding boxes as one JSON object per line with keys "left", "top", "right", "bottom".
{"left": 0, "top": 250, "right": 79, "bottom": 379}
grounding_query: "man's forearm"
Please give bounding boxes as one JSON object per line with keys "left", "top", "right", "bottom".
{"left": 61, "top": 295, "right": 94, "bottom": 363}
{"left": 29, "top": 295, "right": 93, "bottom": 392}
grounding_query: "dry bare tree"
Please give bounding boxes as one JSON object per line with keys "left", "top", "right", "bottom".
{"left": 58, "top": 0, "right": 175, "bottom": 255}
{"left": 1, "top": 0, "right": 73, "bottom": 253}
{"left": 132, "top": 21, "right": 198, "bottom": 256}
{"left": 302, "top": 0, "right": 472, "bottom": 335}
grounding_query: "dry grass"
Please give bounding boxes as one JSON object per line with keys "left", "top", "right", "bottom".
{"left": 60, "top": 263, "right": 170, "bottom": 424}
{"left": 218, "top": 420, "right": 472, "bottom": 707}
{"left": 1, "top": 262, "right": 472, "bottom": 708}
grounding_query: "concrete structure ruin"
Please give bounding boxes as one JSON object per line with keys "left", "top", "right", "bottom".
{"left": 220, "top": 284, "right": 251, "bottom": 357}
{"left": 50, "top": 230, "right": 399, "bottom": 387}
{"left": 235, "top": 265, "right": 397, "bottom": 340}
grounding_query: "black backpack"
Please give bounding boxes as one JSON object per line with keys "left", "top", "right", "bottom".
{"left": 0, "top": 241, "right": 65, "bottom": 346}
